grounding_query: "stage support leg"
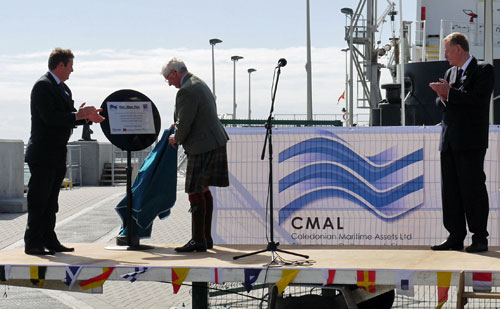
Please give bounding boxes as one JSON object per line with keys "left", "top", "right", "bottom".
{"left": 192, "top": 282, "right": 208, "bottom": 309}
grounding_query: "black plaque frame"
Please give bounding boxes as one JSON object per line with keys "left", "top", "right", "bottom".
{"left": 100, "top": 89, "right": 161, "bottom": 250}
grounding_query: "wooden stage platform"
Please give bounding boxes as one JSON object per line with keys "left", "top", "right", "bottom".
{"left": 1, "top": 244, "right": 500, "bottom": 293}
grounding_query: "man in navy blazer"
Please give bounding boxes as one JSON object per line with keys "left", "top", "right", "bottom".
{"left": 429, "top": 32, "right": 494, "bottom": 253}
{"left": 24, "top": 48, "right": 104, "bottom": 255}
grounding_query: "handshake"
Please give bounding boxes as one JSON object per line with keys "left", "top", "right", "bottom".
{"left": 75, "top": 103, "right": 105, "bottom": 123}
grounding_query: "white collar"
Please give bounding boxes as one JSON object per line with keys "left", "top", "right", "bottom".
{"left": 460, "top": 55, "right": 473, "bottom": 72}
{"left": 49, "top": 71, "right": 62, "bottom": 84}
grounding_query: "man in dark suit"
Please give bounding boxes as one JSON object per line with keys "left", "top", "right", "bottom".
{"left": 162, "top": 58, "right": 229, "bottom": 252}
{"left": 24, "top": 48, "right": 104, "bottom": 255}
{"left": 429, "top": 32, "right": 494, "bottom": 253}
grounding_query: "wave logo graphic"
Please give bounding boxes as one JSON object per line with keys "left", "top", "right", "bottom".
{"left": 278, "top": 136, "right": 424, "bottom": 224}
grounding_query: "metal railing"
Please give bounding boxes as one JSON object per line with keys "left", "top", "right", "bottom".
{"left": 66, "top": 145, "right": 82, "bottom": 186}
{"left": 23, "top": 144, "right": 82, "bottom": 187}
{"left": 438, "top": 20, "right": 497, "bottom": 60}
{"left": 109, "top": 144, "right": 154, "bottom": 185}
{"left": 219, "top": 114, "right": 371, "bottom": 127}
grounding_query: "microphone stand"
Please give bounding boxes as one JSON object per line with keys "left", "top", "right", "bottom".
{"left": 233, "top": 65, "right": 309, "bottom": 264}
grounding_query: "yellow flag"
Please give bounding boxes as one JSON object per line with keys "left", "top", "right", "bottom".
{"left": 30, "top": 266, "right": 46, "bottom": 287}
{"left": 436, "top": 272, "right": 452, "bottom": 309}
{"left": 172, "top": 268, "right": 190, "bottom": 294}
{"left": 276, "top": 269, "right": 300, "bottom": 295}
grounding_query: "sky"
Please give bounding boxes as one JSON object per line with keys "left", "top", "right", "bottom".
{"left": 0, "top": 0, "right": 416, "bottom": 143}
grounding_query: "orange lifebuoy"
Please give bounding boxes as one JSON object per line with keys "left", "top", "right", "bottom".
{"left": 343, "top": 112, "right": 349, "bottom": 121}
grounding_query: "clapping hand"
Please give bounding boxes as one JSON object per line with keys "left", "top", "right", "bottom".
{"left": 76, "top": 103, "right": 105, "bottom": 123}
{"left": 429, "top": 79, "right": 451, "bottom": 102}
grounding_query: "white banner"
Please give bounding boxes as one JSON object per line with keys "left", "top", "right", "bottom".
{"left": 213, "top": 126, "right": 500, "bottom": 246}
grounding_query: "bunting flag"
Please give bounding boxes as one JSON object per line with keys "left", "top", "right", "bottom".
{"left": 79, "top": 267, "right": 115, "bottom": 291}
{"left": 30, "top": 266, "right": 47, "bottom": 287}
{"left": 121, "top": 267, "right": 150, "bottom": 283}
{"left": 322, "top": 269, "right": 336, "bottom": 286}
{"left": 171, "top": 268, "right": 190, "bottom": 294}
{"left": 337, "top": 91, "right": 345, "bottom": 103}
{"left": 210, "top": 268, "right": 224, "bottom": 284}
{"left": 396, "top": 270, "right": 414, "bottom": 297}
{"left": 357, "top": 270, "right": 376, "bottom": 293}
{"left": 436, "top": 272, "right": 452, "bottom": 309}
{"left": 0, "top": 265, "right": 11, "bottom": 281}
{"left": 472, "top": 272, "right": 492, "bottom": 293}
{"left": 243, "top": 269, "right": 262, "bottom": 292}
{"left": 62, "top": 266, "right": 83, "bottom": 290}
{"left": 276, "top": 270, "right": 300, "bottom": 295}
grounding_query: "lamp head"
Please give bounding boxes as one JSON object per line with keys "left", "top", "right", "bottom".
{"left": 341, "top": 7, "right": 353, "bottom": 16}
{"left": 231, "top": 55, "right": 244, "bottom": 61}
{"left": 209, "top": 38, "right": 222, "bottom": 45}
{"left": 248, "top": 68, "right": 256, "bottom": 73}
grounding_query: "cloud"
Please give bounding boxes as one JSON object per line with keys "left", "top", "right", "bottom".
{"left": 0, "top": 46, "right": 357, "bottom": 143}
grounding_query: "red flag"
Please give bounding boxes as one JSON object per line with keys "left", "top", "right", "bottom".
{"left": 337, "top": 91, "right": 345, "bottom": 103}
{"left": 472, "top": 272, "right": 492, "bottom": 292}
{"left": 357, "top": 270, "right": 376, "bottom": 293}
{"left": 322, "top": 269, "right": 336, "bottom": 286}
{"left": 79, "top": 267, "right": 114, "bottom": 291}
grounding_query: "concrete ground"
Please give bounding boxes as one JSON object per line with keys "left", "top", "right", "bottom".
{"left": 0, "top": 177, "right": 195, "bottom": 308}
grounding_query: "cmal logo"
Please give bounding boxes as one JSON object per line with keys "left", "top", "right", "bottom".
{"left": 291, "top": 217, "right": 344, "bottom": 230}
{"left": 278, "top": 134, "right": 424, "bottom": 224}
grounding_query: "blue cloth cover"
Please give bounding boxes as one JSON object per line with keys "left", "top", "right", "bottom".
{"left": 115, "top": 128, "right": 177, "bottom": 238}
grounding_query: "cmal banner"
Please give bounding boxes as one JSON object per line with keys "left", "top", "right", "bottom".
{"left": 213, "top": 126, "right": 500, "bottom": 246}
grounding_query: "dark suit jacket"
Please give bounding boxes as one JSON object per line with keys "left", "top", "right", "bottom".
{"left": 25, "top": 72, "right": 84, "bottom": 166}
{"left": 437, "top": 57, "right": 494, "bottom": 152}
{"left": 173, "top": 73, "right": 229, "bottom": 155}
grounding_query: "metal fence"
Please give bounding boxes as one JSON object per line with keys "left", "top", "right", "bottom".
{"left": 206, "top": 283, "right": 500, "bottom": 308}
{"left": 23, "top": 144, "right": 82, "bottom": 187}
{"left": 66, "top": 145, "right": 82, "bottom": 186}
{"left": 108, "top": 144, "right": 153, "bottom": 186}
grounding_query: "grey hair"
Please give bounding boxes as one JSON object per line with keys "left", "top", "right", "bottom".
{"left": 161, "top": 57, "right": 188, "bottom": 75}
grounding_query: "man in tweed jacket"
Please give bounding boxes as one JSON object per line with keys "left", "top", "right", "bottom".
{"left": 162, "top": 58, "right": 229, "bottom": 252}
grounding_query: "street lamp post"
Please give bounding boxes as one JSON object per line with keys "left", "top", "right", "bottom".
{"left": 231, "top": 55, "right": 243, "bottom": 119}
{"left": 247, "top": 68, "right": 256, "bottom": 120}
{"left": 341, "top": 48, "right": 349, "bottom": 121}
{"left": 341, "top": 7, "right": 354, "bottom": 127}
{"left": 209, "top": 38, "right": 222, "bottom": 100}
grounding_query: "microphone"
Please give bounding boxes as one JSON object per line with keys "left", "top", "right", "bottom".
{"left": 277, "top": 58, "right": 287, "bottom": 68}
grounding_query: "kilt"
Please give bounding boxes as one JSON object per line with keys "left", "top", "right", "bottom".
{"left": 185, "top": 145, "right": 229, "bottom": 193}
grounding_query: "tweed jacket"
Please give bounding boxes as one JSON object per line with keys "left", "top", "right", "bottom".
{"left": 173, "top": 73, "right": 229, "bottom": 155}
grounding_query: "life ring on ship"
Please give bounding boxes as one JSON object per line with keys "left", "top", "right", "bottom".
{"left": 343, "top": 112, "right": 349, "bottom": 121}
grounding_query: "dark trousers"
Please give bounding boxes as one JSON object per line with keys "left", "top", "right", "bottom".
{"left": 440, "top": 147, "right": 489, "bottom": 244}
{"left": 24, "top": 163, "right": 66, "bottom": 249}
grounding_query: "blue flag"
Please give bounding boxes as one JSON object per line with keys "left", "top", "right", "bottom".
{"left": 63, "top": 266, "right": 82, "bottom": 289}
{"left": 121, "top": 267, "right": 150, "bottom": 283}
{"left": 243, "top": 269, "right": 262, "bottom": 292}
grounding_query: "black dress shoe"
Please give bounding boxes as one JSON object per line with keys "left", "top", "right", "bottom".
{"left": 466, "top": 243, "right": 488, "bottom": 253}
{"left": 25, "top": 247, "right": 56, "bottom": 255}
{"left": 46, "top": 244, "right": 74, "bottom": 252}
{"left": 175, "top": 239, "right": 207, "bottom": 252}
{"left": 206, "top": 237, "right": 213, "bottom": 250}
{"left": 431, "top": 239, "right": 464, "bottom": 251}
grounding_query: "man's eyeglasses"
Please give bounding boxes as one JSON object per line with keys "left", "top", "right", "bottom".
{"left": 164, "top": 70, "right": 175, "bottom": 82}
